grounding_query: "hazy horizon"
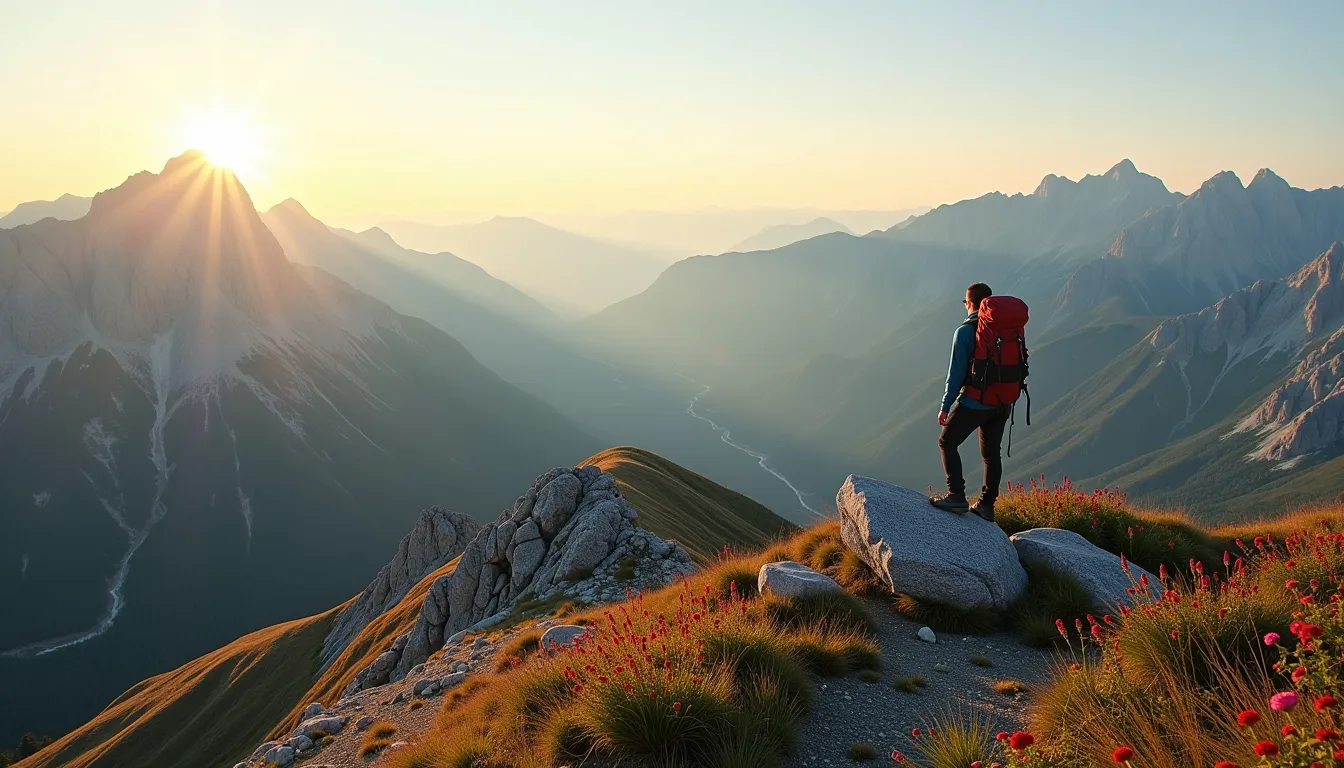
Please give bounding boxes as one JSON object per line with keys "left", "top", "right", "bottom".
{"left": 5, "top": 1, "right": 1343, "bottom": 230}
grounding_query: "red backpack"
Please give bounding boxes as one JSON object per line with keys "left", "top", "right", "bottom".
{"left": 963, "top": 296, "right": 1030, "bottom": 412}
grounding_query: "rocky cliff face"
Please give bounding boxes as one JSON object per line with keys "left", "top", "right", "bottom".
{"left": 1057, "top": 170, "right": 1344, "bottom": 319}
{"left": 321, "top": 507, "right": 482, "bottom": 665}
{"left": 1239, "top": 324, "right": 1344, "bottom": 462}
{"left": 343, "top": 464, "right": 693, "bottom": 695}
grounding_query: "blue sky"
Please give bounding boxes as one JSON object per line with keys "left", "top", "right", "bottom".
{"left": 2, "top": 0, "right": 1341, "bottom": 224}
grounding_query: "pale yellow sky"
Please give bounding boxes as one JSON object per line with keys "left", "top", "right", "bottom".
{"left": 3, "top": 2, "right": 1342, "bottom": 230}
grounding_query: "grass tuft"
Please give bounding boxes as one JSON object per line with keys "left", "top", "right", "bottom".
{"left": 858, "top": 669, "right": 882, "bottom": 683}
{"left": 894, "top": 674, "right": 928, "bottom": 693}
{"left": 848, "top": 742, "right": 877, "bottom": 761}
{"left": 991, "top": 679, "right": 1027, "bottom": 695}
{"left": 968, "top": 654, "right": 993, "bottom": 668}
{"left": 910, "top": 711, "right": 995, "bottom": 768}
{"left": 765, "top": 590, "right": 874, "bottom": 634}
{"left": 493, "top": 629, "right": 542, "bottom": 672}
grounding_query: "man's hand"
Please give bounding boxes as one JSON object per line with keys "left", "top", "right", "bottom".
{"left": 937, "top": 410, "right": 949, "bottom": 426}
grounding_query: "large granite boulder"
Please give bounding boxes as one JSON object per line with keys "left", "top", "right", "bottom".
{"left": 757, "top": 561, "right": 843, "bottom": 598}
{"left": 322, "top": 506, "right": 480, "bottom": 665}
{"left": 1009, "top": 527, "right": 1161, "bottom": 611}
{"left": 343, "top": 465, "right": 694, "bottom": 694}
{"left": 837, "top": 475, "right": 1027, "bottom": 610}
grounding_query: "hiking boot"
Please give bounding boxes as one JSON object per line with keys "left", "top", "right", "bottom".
{"left": 969, "top": 499, "right": 995, "bottom": 522}
{"left": 928, "top": 493, "right": 969, "bottom": 513}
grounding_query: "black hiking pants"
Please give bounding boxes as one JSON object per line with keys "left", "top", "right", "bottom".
{"left": 939, "top": 404, "right": 1010, "bottom": 504}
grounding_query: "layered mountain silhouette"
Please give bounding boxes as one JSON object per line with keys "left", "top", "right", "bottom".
{"left": 0, "top": 152, "right": 595, "bottom": 742}
{"left": 731, "top": 217, "right": 853, "bottom": 252}
{"left": 1056, "top": 169, "right": 1344, "bottom": 320}
{"left": 379, "top": 216, "right": 668, "bottom": 317}
{"left": 0, "top": 193, "right": 91, "bottom": 228}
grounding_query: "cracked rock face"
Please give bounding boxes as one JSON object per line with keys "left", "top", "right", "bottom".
{"left": 837, "top": 474, "right": 1027, "bottom": 610}
{"left": 344, "top": 465, "right": 693, "bottom": 695}
{"left": 323, "top": 506, "right": 481, "bottom": 665}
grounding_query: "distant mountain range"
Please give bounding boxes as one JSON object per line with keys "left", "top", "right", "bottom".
{"left": 731, "top": 217, "right": 853, "bottom": 252}
{"left": 1056, "top": 169, "right": 1344, "bottom": 321}
{"left": 545, "top": 207, "right": 930, "bottom": 255}
{"left": 0, "top": 152, "right": 595, "bottom": 744}
{"left": 575, "top": 160, "right": 1344, "bottom": 521}
{"left": 0, "top": 193, "right": 91, "bottom": 228}
{"left": 379, "top": 217, "right": 669, "bottom": 317}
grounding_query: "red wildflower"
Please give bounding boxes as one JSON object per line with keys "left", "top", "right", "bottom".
{"left": 1315, "top": 728, "right": 1339, "bottom": 741}
{"left": 1238, "top": 709, "right": 1261, "bottom": 727}
{"left": 1112, "top": 746, "right": 1135, "bottom": 763}
{"left": 1008, "top": 731, "right": 1035, "bottom": 750}
{"left": 1282, "top": 724, "right": 1298, "bottom": 736}
{"left": 1253, "top": 740, "right": 1279, "bottom": 756}
{"left": 1316, "top": 694, "right": 1338, "bottom": 711}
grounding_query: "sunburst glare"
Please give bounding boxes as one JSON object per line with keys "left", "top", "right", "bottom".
{"left": 179, "top": 111, "right": 264, "bottom": 177}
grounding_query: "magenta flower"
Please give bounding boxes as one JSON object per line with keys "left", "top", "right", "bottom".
{"left": 1263, "top": 632, "right": 1281, "bottom": 646}
{"left": 1270, "top": 691, "right": 1299, "bottom": 712}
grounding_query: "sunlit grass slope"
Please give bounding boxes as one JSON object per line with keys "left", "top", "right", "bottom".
{"left": 586, "top": 446, "right": 797, "bottom": 562}
{"left": 17, "top": 607, "right": 340, "bottom": 768}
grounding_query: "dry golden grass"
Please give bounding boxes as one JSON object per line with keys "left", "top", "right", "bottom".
{"left": 14, "top": 607, "right": 340, "bottom": 768}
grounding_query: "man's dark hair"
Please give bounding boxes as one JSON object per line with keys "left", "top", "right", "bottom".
{"left": 966, "top": 282, "right": 993, "bottom": 310}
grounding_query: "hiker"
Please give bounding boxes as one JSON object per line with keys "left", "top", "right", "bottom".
{"left": 928, "top": 283, "right": 1029, "bottom": 522}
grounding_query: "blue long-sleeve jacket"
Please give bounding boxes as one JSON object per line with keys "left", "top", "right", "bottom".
{"left": 941, "top": 313, "right": 993, "bottom": 413}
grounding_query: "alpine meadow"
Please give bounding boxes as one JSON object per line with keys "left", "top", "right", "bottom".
{"left": 3, "top": 3, "right": 1344, "bottom": 768}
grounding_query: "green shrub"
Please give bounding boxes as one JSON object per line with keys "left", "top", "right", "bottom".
{"left": 1010, "top": 562, "right": 1094, "bottom": 648}
{"left": 910, "top": 711, "right": 995, "bottom": 768}
{"left": 577, "top": 667, "right": 735, "bottom": 763}
{"left": 765, "top": 590, "right": 874, "bottom": 634}
{"left": 614, "top": 555, "right": 638, "bottom": 581}
{"left": 712, "top": 564, "right": 760, "bottom": 600}
{"left": 893, "top": 594, "right": 998, "bottom": 634}
{"left": 494, "top": 629, "right": 542, "bottom": 672}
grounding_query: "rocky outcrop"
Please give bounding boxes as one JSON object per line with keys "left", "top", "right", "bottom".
{"left": 1241, "top": 325, "right": 1344, "bottom": 462}
{"left": 757, "top": 561, "right": 843, "bottom": 598}
{"left": 1009, "top": 528, "right": 1160, "bottom": 611}
{"left": 343, "top": 465, "right": 693, "bottom": 695}
{"left": 836, "top": 475, "right": 1027, "bottom": 610}
{"left": 322, "top": 507, "right": 481, "bottom": 664}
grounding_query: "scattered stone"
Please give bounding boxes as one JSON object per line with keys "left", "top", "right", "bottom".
{"left": 294, "top": 715, "right": 347, "bottom": 740}
{"left": 413, "top": 678, "right": 437, "bottom": 696}
{"left": 933, "top": 663, "right": 950, "bottom": 673}
{"left": 440, "top": 671, "right": 468, "bottom": 689}
{"left": 391, "top": 691, "right": 407, "bottom": 705}
{"left": 472, "top": 636, "right": 492, "bottom": 651}
{"left": 302, "top": 702, "right": 324, "bottom": 719}
{"left": 1009, "top": 527, "right": 1161, "bottom": 610}
{"left": 917, "top": 627, "right": 937, "bottom": 644}
{"left": 262, "top": 744, "right": 295, "bottom": 767}
{"left": 355, "top": 715, "right": 375, "bottom": 732}
{"left": 837, "top": 475, "right": 1027, "bottom": 609}
{"left": 540, "top": 624, "right": 592, "bottom": 650}
{"left": 757, "top": 560, "right": 843, "bottom": 598}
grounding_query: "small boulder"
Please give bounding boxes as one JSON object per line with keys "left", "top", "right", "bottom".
{"left": 295, "top": 715, "right": 347, "bottom": 739}
{"left": 917, "top": 626, "right": 937, "bottom": 644}
{"left": 440, "top": 671, "right": 468, "bottom": 689}
{"left": 355, "top": 715, "right": 376, "bottom": 732}
{"left": 1009, "top": 527, "right": 1161, "bottom": 610}
{"left": 302, "top": 702, "right": 324, "bottom": 719}
{"left": 413, "top": 678, "right": 437, "bottom": 696}
{"left": 540, "top": 624, "right": 592, "bottom": 650}
{"left": 263, "top": 745, "right": 295, "bottom": 767}
{"left": 757, "top": 561, "right": 843, "bottom": 598}
{"left": 287, "top": 735, "right": 313, "bottom": 752}
{"left": 472, "top": 636, "right": 492, "bottom": 651}
{"left": 837, "top": 475, "right": 1027, "bottom": 609}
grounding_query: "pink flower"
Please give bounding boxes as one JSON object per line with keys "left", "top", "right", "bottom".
{"left": 1270, "top": 691, "right": 1299, "bottom": 712}
{"left": 1264, "top": 632, "right": 1281, "bottom": 646}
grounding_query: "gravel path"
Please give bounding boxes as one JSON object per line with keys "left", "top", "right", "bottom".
{"left": 783, "top": 598, "right": 1059, "bottom": 767}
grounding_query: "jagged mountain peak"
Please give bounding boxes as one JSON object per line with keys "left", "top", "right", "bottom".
{"left": 1196, "top": 169, "right": 1246, "bottom": 195}
{"left": 1032, "top": 173, "right": 1076, "bottom": 197}
{"left": 1107, "top": 158, "right": 1139, "bottom": 178}
{"left": 1250, "top": 167, "right": 1289, "bottom": 189}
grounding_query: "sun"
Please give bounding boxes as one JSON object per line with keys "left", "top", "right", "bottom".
{"left": 180, "top": 111, "right": 263, "bottom": 175}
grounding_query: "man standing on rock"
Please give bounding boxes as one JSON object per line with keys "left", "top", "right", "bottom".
{"left": 928, "top": 283, "right": 1018, "bottom": 522}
